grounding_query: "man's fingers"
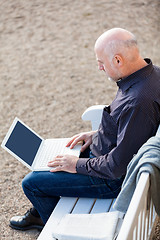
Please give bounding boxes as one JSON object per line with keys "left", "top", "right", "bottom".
{"left": 81, "top": 141, "right": 90, "bottom": 152}
{"left": 66, "top": 136, "right": 78, "bottom": 147}
{"left": 48, "top": 161, "right": 59, "bottom": 167}
{"left": 48, "top": 155, "right": 63, "bottom": 167}
{"left": 66, "top": 133, "right": 85, "bottom": 148}
{"left": 70, "top": 136, "right": 83, "bottom": 149}
{"left": 50, "top": 165, "right": 63, "bottom": 172}
{"left": 66, "top": 139, "right": 74, "bottom": 147}
{"left": 48, "top": 155, "right": 78, "bottom": 173}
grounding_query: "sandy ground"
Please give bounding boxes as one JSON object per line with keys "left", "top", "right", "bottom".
{"left": 0, "top": 0, "right": 160, "bottom": 239}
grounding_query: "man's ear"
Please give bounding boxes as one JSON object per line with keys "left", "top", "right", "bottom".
{"left": 113, "top": 55, "right": 123, "bottom": 67}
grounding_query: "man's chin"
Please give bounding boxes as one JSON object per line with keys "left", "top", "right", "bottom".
{"left": 107, "top": 77, "right": 115, "bottom": 82}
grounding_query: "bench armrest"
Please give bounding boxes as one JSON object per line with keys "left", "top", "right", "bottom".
{"left": 117, "top": 172, "right": 150, "bottom": 240}
{"left": 81, "top": 105, "right": 105, "bottom": 130}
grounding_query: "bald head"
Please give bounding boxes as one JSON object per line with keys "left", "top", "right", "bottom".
{"left": 95, "top": 28, "right": 137, "bottom": 45}
{"left": 94, "top": 28, "right": 146, "bottom": 81}
{"left": 95, "top": 28, "right": 139, "bottom": 61}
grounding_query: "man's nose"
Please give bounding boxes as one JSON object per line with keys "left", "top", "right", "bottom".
{"left": 99, "top": 64, "right": 105, "bottom": 71}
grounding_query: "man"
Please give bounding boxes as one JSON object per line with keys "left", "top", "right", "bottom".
{"left": 10, "top": 28, "right": 160, "bottom": 231}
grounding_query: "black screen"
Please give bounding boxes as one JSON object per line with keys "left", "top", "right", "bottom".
{"left": 5, "top": 121, "right": 42, "bottom": 166}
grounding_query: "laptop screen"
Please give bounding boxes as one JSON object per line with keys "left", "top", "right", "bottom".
{"left": 5, "top": 121, "right": 42, "bottom": 166}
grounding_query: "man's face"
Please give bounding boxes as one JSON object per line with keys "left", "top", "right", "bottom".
{"left": 95, "top": 49, "right": 119, "bottom": 82}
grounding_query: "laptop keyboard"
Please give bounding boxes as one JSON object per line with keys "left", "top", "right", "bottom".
{"left": 38, "top": 139, "right": 71, "bottom": 167}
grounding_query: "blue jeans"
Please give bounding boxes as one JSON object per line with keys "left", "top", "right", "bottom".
{"left": 22, "top": 171, "right": 124, "bottom": 224}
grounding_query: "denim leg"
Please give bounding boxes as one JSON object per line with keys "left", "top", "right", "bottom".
{"left": 22, "top": 171, "right": 124, "bottom": 223}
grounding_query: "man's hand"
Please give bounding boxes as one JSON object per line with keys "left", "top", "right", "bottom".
{"left": 48, "top": 155, "right": 79, "bottom": 173}
{"left": 48, "top": 131, "right": 97, "bottom": 173}
{"left": 66, "top": 131, "right": 97, "bottom": 152}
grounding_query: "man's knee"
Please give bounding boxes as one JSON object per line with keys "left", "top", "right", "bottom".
{"left": 22, "top": 172, "right": 35, "bottom": 192}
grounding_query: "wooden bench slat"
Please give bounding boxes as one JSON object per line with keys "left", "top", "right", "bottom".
{"left": 91, "top": 198, "right": 113, "bottom": 213}
{"left": 72, "top": 198, "right": 96, "bottom": 214}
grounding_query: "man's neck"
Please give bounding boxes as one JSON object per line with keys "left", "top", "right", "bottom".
{"left": 122, "top": 58, "right": 148, "bottom": 79}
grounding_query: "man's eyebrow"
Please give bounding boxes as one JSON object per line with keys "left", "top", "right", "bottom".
{"left": 97, "top": 59, "right": 104, "bottom": 63}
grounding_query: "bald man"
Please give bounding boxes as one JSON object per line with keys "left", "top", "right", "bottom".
{"left": 10, "top": 28, "right": 160, "bottom": 231}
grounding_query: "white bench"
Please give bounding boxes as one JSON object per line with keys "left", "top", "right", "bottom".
{"left": 38, "top": 105, "right": 159, "bottom": 240}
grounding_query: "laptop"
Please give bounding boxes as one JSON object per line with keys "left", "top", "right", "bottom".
{"left": 1, "top": 117, "right": 81, "bottom": 171}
